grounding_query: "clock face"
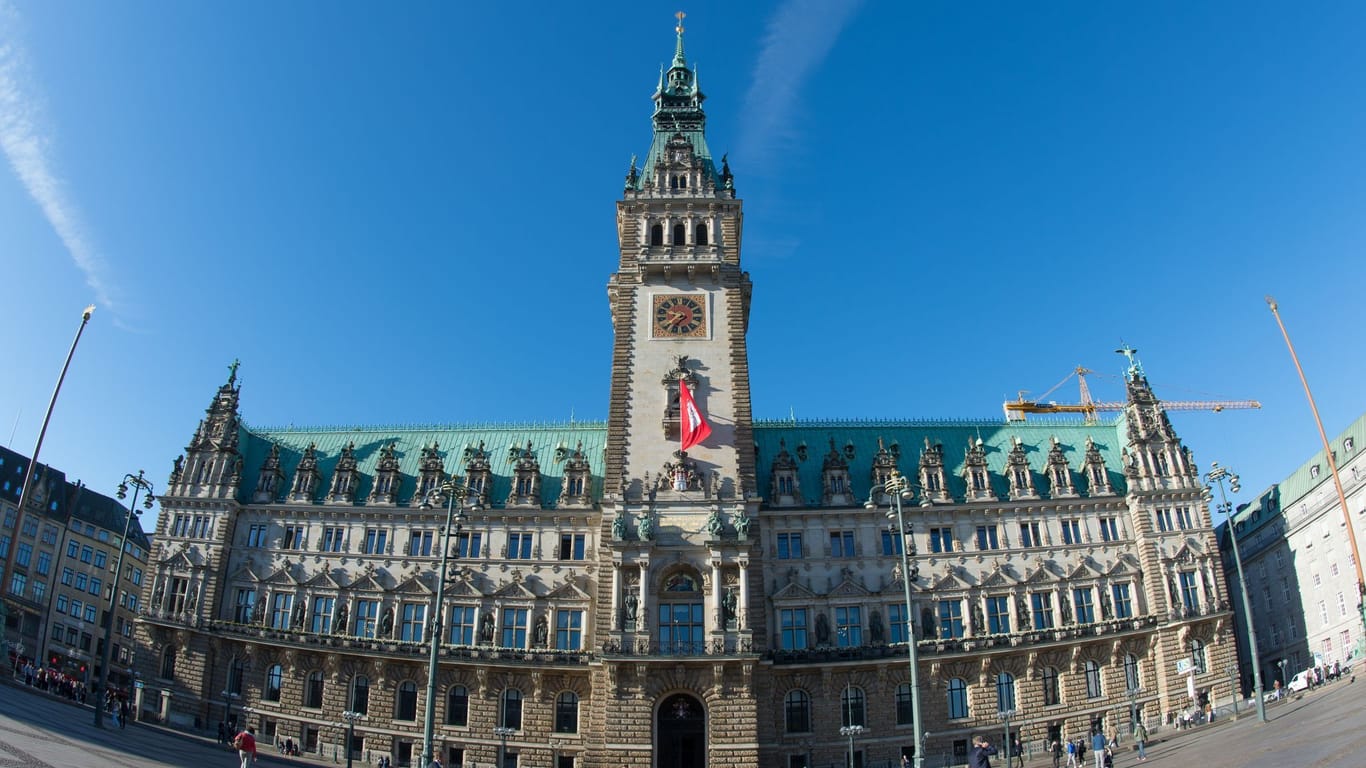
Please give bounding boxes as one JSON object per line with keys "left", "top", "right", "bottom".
{"left": 653, "top": 294, "right": 707, "bottom": 338}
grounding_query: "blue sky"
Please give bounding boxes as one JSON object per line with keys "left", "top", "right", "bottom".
{"left": 3, "top": 1, "right": 1364, "bottom": 530}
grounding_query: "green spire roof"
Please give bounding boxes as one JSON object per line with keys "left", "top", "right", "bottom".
{"left": 631, "top": 14, "right": 720, "bottom": 190}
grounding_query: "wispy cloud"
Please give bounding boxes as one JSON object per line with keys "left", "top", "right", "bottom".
{"left": 0, "top": 1, "right": 118, "bottom": 316}
{"left": 737, "top": 0, "right": 864, "bottom": 170}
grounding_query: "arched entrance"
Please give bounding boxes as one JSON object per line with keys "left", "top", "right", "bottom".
{"left": 657, "top": 693, "right": 706, "bottom": 768}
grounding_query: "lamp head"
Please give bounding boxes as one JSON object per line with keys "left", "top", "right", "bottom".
{"left": 143, "top": 494, "right": 154, "bottom": 510}
{"left": 116, "top": 482, "right": 128, "bottom": 500}
{"left": 82, "top": 305, "right": 95, "bottom": 321}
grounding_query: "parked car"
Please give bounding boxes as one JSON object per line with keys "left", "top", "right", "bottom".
{"left": 1288, "top": 670, "right": 1313, "bottom": 693}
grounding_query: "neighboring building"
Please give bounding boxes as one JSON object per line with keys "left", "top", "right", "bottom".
{"left": 1218, "top": 412, "right": 1366, "bottom": 690}
{"left": 134, "top": 23, "right": 1237, "bottom": 768}
{"left": 0, "top": 445, "right": 151, "bottom": 692}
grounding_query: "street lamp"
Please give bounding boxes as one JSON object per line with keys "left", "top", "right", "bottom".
{"left": 221, "top": 689, "right": 241, "bottom": 731}
{"left": 494, "top": 725, "right": 517, "bottom": 768}
{"left": 1206, "top": 462, "right": 1266, "bottom": 724}
{"left": 1224, "top": 664, "right": 1239, "bottom": 716}
{"left": 339, "top": 710, "right": 366, "bottom": 768}
{"left": 418, "top": 479, "right": 476, "bottom": 768}
{"left": 1276, "top": 659, "right": 1288, "bottom": 700}
{"left": 94, "top": 469, "right": 151, "bottom": 728}
{"left": 997, "top": 708, "right": 1017, "bottom": 766}
{"left": 839, "top": 725, "right": 866, "bottom": 768}
{"left": 1127, "top": 685, "right": 1142, "bottom": 727}
{"left": 866, "top": 469, "right": 924, "bottom": 768}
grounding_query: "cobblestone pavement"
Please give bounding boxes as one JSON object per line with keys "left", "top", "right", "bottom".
{"left": 2, "top": 675, "right": 1365, "bottom": 767}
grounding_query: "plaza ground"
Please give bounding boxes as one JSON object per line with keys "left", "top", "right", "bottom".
{"left": 0, "top": 675, "right": 1363, "bottom": 768}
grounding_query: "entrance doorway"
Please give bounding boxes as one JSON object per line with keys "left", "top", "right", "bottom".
{"left": 657, "top": 693, "right": 706, "bottom": 768}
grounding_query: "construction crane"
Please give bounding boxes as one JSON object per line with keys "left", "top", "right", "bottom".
{"left": 1003, "top": 349, "right": 1262, "bottom": 423}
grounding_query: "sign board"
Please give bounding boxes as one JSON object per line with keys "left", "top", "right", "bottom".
{"left": 135, "top": 681, "right": 144, "bottom": 689}
{"left": 1175, "top": 659, "right": 1192, "bottom": 675}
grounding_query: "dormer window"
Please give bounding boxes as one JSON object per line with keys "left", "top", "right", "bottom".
{"left": 1082, "top": 437, "right": 1114, "bottom": 496}
{"left": 558, "top": 442, "right": 593, "bottom": 508}
{"left": 463, "top": 441, "right": 493, "bottom": 508}
{"left": 326, "top": 442, "right": 360, "bottom": 504}
{"left": 962, "top": 439, "right": 996, "bottom": 502}
{"left": 414, "top": 442, "right": 445, "bottom": 502}
{"left": 918, "top": 438, "right": 950, "bottom": 504}
{"left": 254, "top": 443, "right": 284, "bottom": 504}
{"left": 369, "top": 442, "right": 402, "bottom": 506}
{"left": 769, "top": 440, "right": 802, "bottom": 507}
{"left": 820, "top": 438, "right": 854, "bottom": 507}
{"left": 869, "top": 438, "right": 899, "bottom": 505}
{"left": 287, "top": 443, "right": 321, "bottom": 504}
{"left": 507, "top": 442, "right": 543, "bottom": 509}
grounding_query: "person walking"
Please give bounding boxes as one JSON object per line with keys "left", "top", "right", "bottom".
{"left": 1051, "top": 738, "right": 1062, "bottom": 768}
{"left": 1012, "top": 734, "right": 1025, "bottom": 768}
{"left": 218, "top": 721, "right": 227, "bottom": 746}
{"left": 1133, "top": 720, "right": 1149, "bottom": 761}
{"left": 969, "top": 734, "right": 999, "bottom": 768}
{"left": 1065, "top": 738, "right": 1078, "bottom": 768}
{"left": 1091, "top": 730, "right": 1108, "bottom": 768}
{"left": 233, "top": 726, "right": 257, "bottom": 767}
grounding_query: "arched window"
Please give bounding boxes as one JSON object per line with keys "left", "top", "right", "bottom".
{"left": 1084, "top": 660, "right": 1103, "bottom": 699}
{"left": 1124, "top": 654, "right": 1140, "bottom": 692}
{"left": 696, "top": 223, "right": 708, "bottom": 245}
{"left": 996, "top": 672, "right": 1016, "bottom": 712}
{"left": 501, "top": 688, "right": 523, "bottom": 729}
{"left": 650, "top": 224, "right": 664, "bottom": 246}
{"left": 554, "top": 691, "right": 579, "bottom": 733}
{"left": 673, "top": 223, "right": 686, "bottom": 245}
{"left": 159, "top": 646, "right": 176, "bottom": 680}
{"left": 895, "top": 683, "right": 914, "bottom": 725}
{"left": 784, "top": 690, "right": 811, "bottom": 733}
{"left": 446, "top": 685, "right": 468, "bottom": 726}
{"left": 395, "top": 681, "right": 418, "bottom": 721}
{"left": 264, "top": 664, "right": 283, "bottom": 702}
{"left": 1190, "top": 639, "right": 1207, "bottom": 674}
{"left": 947, "top": 678, "right": 969, "bottom": 719}
{"left": 1042, "top": 667, "right": 1060, "bottom": 706}
{"left": 840, "top": 686, "right": 866, "bottom": 727}
{"left": 305, "top": 670, "right": 324, "bottom": 708}
{"left": 351, "top": 675, "right": 370, "bottom": 715}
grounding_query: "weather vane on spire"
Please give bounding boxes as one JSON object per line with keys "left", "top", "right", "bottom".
{"left": 676, "top": 10, "right": 686, "bottom": 35}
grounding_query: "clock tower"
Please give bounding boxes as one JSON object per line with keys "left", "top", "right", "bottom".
{"left": 592, "top": 15, "right": 763, "bottom": 768}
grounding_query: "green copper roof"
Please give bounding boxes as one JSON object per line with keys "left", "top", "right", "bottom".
{"left": 630, "top": 22, "right": 720, "bottom": 190}
{"left": 753, "top": 418, "right": 1130, "bottom": 504}
{"left": 237, "top": 421, "right": 608, "bottom": 508}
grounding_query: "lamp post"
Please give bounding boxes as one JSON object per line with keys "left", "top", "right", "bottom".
{"left": 94, "top": 469, "right": 151, "bottom": 728}
{"left": 419, "top": 479, "right": 475, "bottom": 768}
{"left": 1276, "top": 659, "right": 1288, "bottom": 700}
{"left": 997, "top": 708, "right": 1017, "bottom": 766}
{"left": 839, "top": 725, "right": 866, "bottom": 768}
{"left": 1206, "top": 463, "right": 1266, "bottom": 724}
{"left": 866, "top": 469, "right": 924, "bottom": 768}
{"left": 339, "top": 710, "right": 365, "bottom": 768}
{"left": 494, "top": 725, "right": 516, "bottom": 768}
{"left": 1127, "top": 685, "right": 1142, "bottom": 728}
{"left": 221, "top": 689, "right": 240, "bottom": 731}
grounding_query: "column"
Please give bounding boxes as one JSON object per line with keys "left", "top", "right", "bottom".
{"left": 636, "top": 563, "right": 649, "bottom": 633}
{"left": 737, "top": 560, "right": 750, "bottom": 631}
{"left": 710, "top": 560, "right": 723, "bottom": 631}
{"left": 611, "top": 564, "right": 622, "bottom": 631}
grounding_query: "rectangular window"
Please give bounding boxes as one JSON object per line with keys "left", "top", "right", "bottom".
{"left": 31, "top": 580, "right": 45, "bottom": 602}
{"left": 355, "top": 599, "right": 379, "bottom": 638}
{"left": 449, "top": 605, "right": 476, "bottom": 645}
{"left": 1060, "top": 520, "right": 1081, "bottom": 545}
{"left": 1073, "top": 588, "right": 1095, "bottom": 624}
{"left": 986, "top": 596, "right": 1010, "bottom": 634}
{"left": 400, "top": 603, "right": 426, "bottom": 642}
{"left": 1319, "top": 600, "right": 1328, "bottom": 623}
{"left": 70, "top": 598, "right": 83, "bottom": 617}
{"left": 880, "top": 530, "right": 903, "bottom": 556}
{"left": 20, "top": 518, "right": 37, "bottom": 537}
{"left": 1176, "top": 507, "right": 1195, "bottom": 529}
{"left": 66, "top": 539, "right": 78, "bottom": 558}
{"left": 41, "top": 525, "right": 57, "bottom": 545}
{"left": 35, "top": 551, "right": 51, "bottom": 576}
{"left": 1019, "top": 522, "right": 1041, "bottom": 548}
{"left": 409, "top": 530, "right": 433, "bottom": 557}
{"left": 80, "top": 544, "right": 93, "bottom": 562}
{"left": 0, "top": 536, "right": 10, "bottom": 559}
{"left": 829, "top": 531, "right": 855, "bottom": 558}
{"left": 1340, "top": 592, "right": 1349, "bottom": 617}
{"left": 1155, "top": 509, "right": 1174, "bottom": 533}
{"left": 51, "top": 622, "right": 64, "bottom": 641}
{"left": 311, "top": 596, "right": 335, "bottom": 634}
{"left": 558, "top": 533, "right": 586, "bottom": 560}
{"left": 889, "top": 603, "right": 909, "bottom": 644}
{"left": 1180, "top": 572, "right": 1200, "bottom": 613}
{"left": 976, "top": 525, "right": 1000, "bottom": 551}
{"left": 938, "top": 600, "right": 964, "bottom": 639}
{"left": 15, "top": 542, "right": 31, "bottom": 567}
{"left": 835, "top": 606, "right": 862, "bottom": 647}
{"left": 659, "top": 603, "right": 705, "bottom": 655}
{"left": 84, "top": 604, "right": 96, "bottom": 622}
{"left": 247, "top": 524, "right": 268, "bottom": 547}
{"left": 776, "top": 533, "right": 803, "bottom": 559}
{"left": 322, "top": 526, "right": 345, "bottom": 552}
{"left": 507, "top": 533, "right": 533, "bottom": 559}
{"left": 234, "top": 588, "right": 257, "bottom": 623}
{"left": 456, "top": 532, "right": 482, "bottom": 558}
{"left": 780, "top": 608, "right": 808, "bottom": 650}
{"left": 168, "top": 577, "right": 189, "bottom": 613}
{"left": 1112, "top": 583, "right": 1133, "bottom": 619}
{"left": 1099, "top": 517, "right": 1119, "bottom": 542}
{"left": 363, "top": 528, "right": 387, "bottom": 555}
{"left": 501, "top": 608, "right": 529, "bottom": 648}
{"left": 75, "top": 573, "right": 87, "bottom": 591}
{"left": 61, "top": 567, "right": 74, "bottom": 586}
{"left": 555, "top": 610, "right": 583, "bottom": 650}
{"left": 89, "top": 577, "right": 102, "bottom": 596}
{"left": 56, "top": 594, "right": 68, "bottom": 613}
{"left": 93, "top": 550, "right": 107, "bottom": 568}
{"left": 271, "top": 593, "right": 294, "bottom": 630}
{"left": 929, "top": 527, "right": 954, "bottom": 554}
{"left": 283, "top": 525, "right": 305, "bottom": 550}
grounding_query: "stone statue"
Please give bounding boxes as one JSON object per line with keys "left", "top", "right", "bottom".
{"left": 612, "top": 511, "right": 627, "bottom": 541}
{"left": 1060, "top": 593, "right": 1073, "bottom": 625}
{"left": 623, "top": 591, "right": 639, "bottom": 625}
{"left": 534, "top": 615, "right": 549, "bottom": 647}
{"left": 172, "top": 454, "right": 184, "bottom": 477}
{"left": 869, "top": 609, "right": 884, "bottom": 644}
{"left": 705, "top": 509, "right": 724, "bottom": 538}
{"left": 380, "top": 608, "right": 394, "bottom": 638}
{"left": 637, "top": 512, "right": 653, "bottom": 541}
{"left": 252, "top": 598, "right": 266, "bottom": 624}
{"left": 1016, "top": 595, "right": 1030, "bottom": 629}
{"left": 815, "top": 613, "right": 830, "bottom": 645}
{"left": 971, "top": 601, "right": 984, "bottom": 635}
{"left": 292, "top": 601, "right": 306, "bottom": 630}
{"left": 1100, "top": 590, "right": 1113, "bottom": 620}
{"left": 480, "top": 612, "right": 495, "bottom": 643}
{"left": 921, "top": 607, "right": 936, "bottom": 640}
{"left": 734, "top": 511, "right": 752, "bottom": 539}
{"left": 722, "top": 588, "right": 737, "bottom": 624}
{"left": 334, "top": 603, "right": 349, "bottom": 635}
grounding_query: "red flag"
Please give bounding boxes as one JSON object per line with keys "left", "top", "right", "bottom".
{"left": 679, "top": 381, "right": 712, "bottom": 451}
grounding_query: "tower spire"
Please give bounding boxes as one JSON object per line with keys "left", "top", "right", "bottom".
{"left": 673, "top": 11, "right": 688, "bottom": 68}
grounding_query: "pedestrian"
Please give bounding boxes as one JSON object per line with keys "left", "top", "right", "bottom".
{"left": 1065, "top": 738, "right": 1078, "bottom": 768}
{"left": 428, "top": 758, "right": 444, "bottom": 768}
{"left": 1051, "top": 738, "right": 1062, "bottom": 768}
{"left": 218, "top": 721, "right": 227, "bottom": 745}
{"left": 1091, "top": 730, "right": 1108, "bottom": 768}
{"left": 1012, "top": 734, "right": 1025, "bottom": 768}
{"left": 118, "top": 697, "right": 129, "bottom": 729}
{"left": 969, "top": 734, "right": 998, "bottom": 768}
{"left": 1133, "top": 719, "right": 1148, "bottom": 761}
{"left": 233, "top": 725, "right": 257, "bottom": 767}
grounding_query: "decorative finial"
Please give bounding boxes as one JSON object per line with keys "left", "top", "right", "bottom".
{"left": 675, "top": 10, "right": 686, "bottom": 35}
{"left": 228, "top": 358, "right": 241, "bottom": 385}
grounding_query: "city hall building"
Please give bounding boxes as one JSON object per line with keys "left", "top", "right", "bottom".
{"left": 134, "top": 23, "right": 1236, "bottom": 768}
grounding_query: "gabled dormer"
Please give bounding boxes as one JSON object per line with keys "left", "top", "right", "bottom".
{"left": 414, "top": 441, "right": 445, "bottom": 502}
{"left": 175, "top": 361, "right": 245, "bottom": 500}
{"left": 1045, "top": 436, "right": 1078, "bottom": 499}
{"left": 369, "top": 442, "right": 402, "bottom": 506}
{"left": 768, "top": 439, "right": 802, "bottom": 507}
{"left": 1082, "top": 437, "right": 1114, "bottom": 497}
{"left": 962, "top": 439, "right": 996, "bottom": 502}
{"left": 506, "top": 442, "right": 543, "bottom": 509}
{"left": 253, "top": 443, "right": 284, "bottom": 503}
{"left": 286, "top": 443, "right": 321, "bottom": 504}
{"left": 557, "top": 442, "right": 594, "bottom": 508}
{"left": 1005, "top": 438, "right": 1038, "bottom": 501}
{"left": 463, "top": 441, "right": 493, "bottom": 508}
{"left": 325, "top": 442, "right": 361, "bottom": 504}
{"left": 918, "top": 438, "right": 952, "bottom": 505}
{"left": 820, "top": 438, "right": 854, "bottom": 507}
{"left": 868, "top": 438, "right": 899, "bottom": 506}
